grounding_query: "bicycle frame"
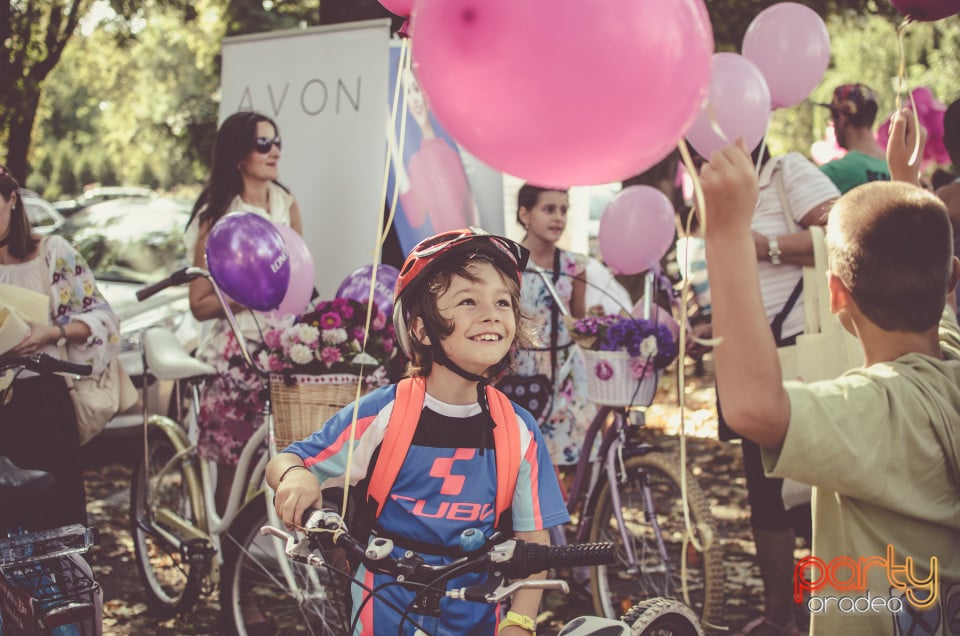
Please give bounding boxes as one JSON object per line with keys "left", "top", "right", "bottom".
{"left": 132, "top": 268, "right": 307, "bottom": 615}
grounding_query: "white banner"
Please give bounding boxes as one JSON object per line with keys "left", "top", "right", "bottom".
{"left": 220, "top": 20, "right": 391, "bottom": 296}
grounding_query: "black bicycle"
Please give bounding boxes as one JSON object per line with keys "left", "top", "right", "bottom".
{"left": 260, "top": 509, "right": 703, "bottom": 635}
{"left": 0, "top": 353, "right": 101, "bottom": 636}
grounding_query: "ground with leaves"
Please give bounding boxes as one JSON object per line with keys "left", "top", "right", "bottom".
{"left": 81, "top": 358, "right": 795, "bottom": 635}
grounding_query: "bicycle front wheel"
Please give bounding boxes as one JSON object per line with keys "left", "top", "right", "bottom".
{"left": 220, "top": 494, "right": 353, "bottom": 636}
{"left": 129, "top": 418, "right": 207, "bottom": 616}
{"left": 589, "top": 452, "right": 724, "bottom": 629}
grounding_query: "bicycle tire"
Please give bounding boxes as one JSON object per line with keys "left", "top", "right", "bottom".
{"left": 623, "top": 597, "right": 704, "bottom": 636}
{"left": 129, "top": 417, "right": 207, "bottom": 616}
{"left": 220, "top": 493, "right": 353, "bottom": 636}
{"left": 588, "top": 452, "right": 724, "bottom": 629}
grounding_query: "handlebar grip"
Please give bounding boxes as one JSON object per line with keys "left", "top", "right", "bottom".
{"left": 41, "top": 357, "right": 93, "bottom": 377}
{"left": 504, "top": 541, "right": 616, "bottom": 579}
{"left": 136, "top": 267, "right": 199, "bottom": 301}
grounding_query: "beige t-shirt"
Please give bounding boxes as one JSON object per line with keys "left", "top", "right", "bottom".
{"left": 763, "top": 309, "right": 960, "bottom": 635}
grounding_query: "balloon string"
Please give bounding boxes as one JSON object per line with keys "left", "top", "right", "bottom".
{"left": 755, "top": 115, "right": 771, "bottom": 177}
{"left": 671, "top": 140, "right": 719, "bottom": 605}
{"left": 704, "top": 101, "right": 729, "bottom": 147}
{"left": 894, "top": 17, "right": 922, "bottom": 166}
{"left": 341, "top": 38, "right": 411, "bottom": 519}
{"left": 380, "top": 39, "right": 412, "bottom": 248}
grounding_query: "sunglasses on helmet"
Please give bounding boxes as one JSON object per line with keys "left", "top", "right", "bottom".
{"left": 253, "top": 136, "right": 282, "bottom": 154}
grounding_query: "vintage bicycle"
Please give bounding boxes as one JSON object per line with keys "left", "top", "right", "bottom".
{"left": 525, "top": 269, "right": 725, "bottom": 629}
{"left": 128, "top": 267, "right": 352, "bottom": 635}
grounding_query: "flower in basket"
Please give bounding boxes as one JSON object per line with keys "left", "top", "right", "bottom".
{"left": 258, "top": 298, "right": 401, "bottom": 386}
{"left": 567, "top": 313, "right": 679, "bottom": 379}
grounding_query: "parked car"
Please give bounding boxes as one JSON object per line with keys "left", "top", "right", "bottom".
{"left": 21, "top": 188, "right": 66, "bottom": 235}
{"left": 53, "top": 185, "right": 156, "bottom": 217}
{"left": 57, "top": 197, "right": 201, "bottom": 438}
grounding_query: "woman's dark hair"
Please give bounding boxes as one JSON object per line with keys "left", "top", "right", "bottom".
{"left": 0, "top": 168, "right": 39, "bottom": 260}
{"left": 187, "top": 111, "right": 289, "bottom": 230}
{"left": 515, "top": 183, "right": 568, "bottom": 226}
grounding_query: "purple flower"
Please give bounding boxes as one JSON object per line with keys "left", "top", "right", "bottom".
{"left": 320, "top": 312, "right": 342, "bottom": 329}
{"left": 320, "top": 346, "right": 342, "bottom": 367}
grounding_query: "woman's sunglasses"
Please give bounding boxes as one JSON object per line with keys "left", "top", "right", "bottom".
{"left": 253, "top": 136, "right": 282, "bottom": 154}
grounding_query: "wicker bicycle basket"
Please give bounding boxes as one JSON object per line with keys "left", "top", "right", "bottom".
{"left": 580, "top": 349, "right": 660, "bottom": 407}
{"left": 269, "top": 373, "right": 366, "bottom": 451}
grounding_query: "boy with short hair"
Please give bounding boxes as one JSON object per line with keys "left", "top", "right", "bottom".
{"left": 267, "top": 229, "right": 569, "bottom": 636}
{"left": 701, "top": 110, "right": 960, "bottom": 635}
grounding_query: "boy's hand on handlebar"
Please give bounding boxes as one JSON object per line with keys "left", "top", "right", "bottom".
{"left": 273, "top": 471, "right": 323, "bottom": 531}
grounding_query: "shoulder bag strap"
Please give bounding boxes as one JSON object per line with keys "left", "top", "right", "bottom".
{"left": 772, "top": 158, "right": 820, "bottom": 336}
{"left": 547, "top": 249, "right": 561, "bottom": 389}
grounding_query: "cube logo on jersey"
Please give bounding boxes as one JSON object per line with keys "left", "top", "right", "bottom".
{"left": 390, "top": 448, "right": 498, "bottom": 523}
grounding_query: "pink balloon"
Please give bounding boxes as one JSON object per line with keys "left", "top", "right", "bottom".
{"left": 890, "top": 0, "right": 960, "bottom": 20}
{"left": 598, "top": 186, "right": 676, "bottom": 275}
{"left": 379, "top": 0, "right": 414, "bottom": 16}
{"left": 271, "top": 224, "right": 315, "bottom": 317}
{"left": 410, "top": 0, "right": 713, "bottom": 186}
{"left": 685, "top": 53, "right": 771, "bottom": 159}
{"left": 741, "top": 3, "right": 831, "bottom": 109}
{"left": 876, "top": 86, "right": 951, "bottom": 166}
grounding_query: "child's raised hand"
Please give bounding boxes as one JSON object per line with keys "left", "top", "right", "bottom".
{"left": 699, "top": 139, "right": 759, "bottom": 239}
{"left": 887, "top": 107, "right": 927, "bottom": 186}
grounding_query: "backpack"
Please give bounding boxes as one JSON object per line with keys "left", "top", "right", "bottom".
{"left": 358, "top": 377, "right": 523, "bottom": 549}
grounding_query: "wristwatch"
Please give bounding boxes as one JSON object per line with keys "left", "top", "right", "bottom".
{"left": 56, "top": 324, "right": 67, "bottom": 348}
{"left": 767, "top": 236, "right": 782, "bottom": 266}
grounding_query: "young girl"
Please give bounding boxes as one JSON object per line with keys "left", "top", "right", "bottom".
{"left": 267, "top": 229, "right": 569, "bottom": 635}
{"left": 514, "top": 184, "right": 597, "bottom": 467}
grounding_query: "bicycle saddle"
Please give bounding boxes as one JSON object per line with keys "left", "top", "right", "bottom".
{"left": 0, "top": 456, "right": 54, "bottom": 500}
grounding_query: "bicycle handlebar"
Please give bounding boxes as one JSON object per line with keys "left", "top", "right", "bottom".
{"left": 135, "top": 266, "right": 206, "bottom": 301}
{"left": 136, "top": 266, "right": 260, "bottom": 373}
{"left": 261, "top": 509, "right": 615, "bottom": 606}
{"left": 0, "top": 353, "right": 92, "bottom": 377}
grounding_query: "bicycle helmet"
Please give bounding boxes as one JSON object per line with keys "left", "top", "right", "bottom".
{"left": 393, "top": 227, "right": 529, "bottom": 364}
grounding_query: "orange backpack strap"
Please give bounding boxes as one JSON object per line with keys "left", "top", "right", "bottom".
{"left": 485, "top": 384, "right": 521, "bottom": 528}
{"left": 366, "top": 377, "right": 426, "bottom": 517}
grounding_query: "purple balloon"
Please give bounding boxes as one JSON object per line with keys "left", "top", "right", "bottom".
{"left": 205, "top": 211, "right": 290, "bottom": 311}
{"left": 336, "top": 264, "right": 400, "bottom": 319}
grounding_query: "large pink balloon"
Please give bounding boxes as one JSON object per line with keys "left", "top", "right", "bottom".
{"left": 379, "top": 0, "right": 413, "bottom": 17}
{"left": 271, "top": 224, "right": 315, "bottom": 317}
{"left": 890, "top": 0, "right": 960, "bottom": 20}
{"left": 598, "top": 186, "right": 676, "bottom": 275}
{"left": 685, "top": 53, "right": 771, "bottom": 159}
{"left": 742, "top": 3, "right": 831, "bottom": 109}
{"left": 411, "top": 0, "right": 713, "bottom": 187}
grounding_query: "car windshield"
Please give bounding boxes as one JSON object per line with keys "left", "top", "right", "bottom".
{"left": 59, "top": 198, "right": 193, "bottom": 284}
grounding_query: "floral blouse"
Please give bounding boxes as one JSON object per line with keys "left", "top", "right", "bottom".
{"left": 0, "top": 236, "right": 119, "bottom": 374}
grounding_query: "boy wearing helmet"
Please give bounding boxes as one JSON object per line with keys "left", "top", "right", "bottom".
{"left": 267, "top": 229, "right": 570, "bottom": 636}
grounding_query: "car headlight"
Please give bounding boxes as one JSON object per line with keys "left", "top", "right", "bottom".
{"left": 119, "top": 297, "right": 197, "bottom": 353}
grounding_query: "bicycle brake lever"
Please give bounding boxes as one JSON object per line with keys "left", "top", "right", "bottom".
{"left": 448, "top": 578, "right": 570, "bottom": 604}
{"left": 259, "top": 525, "right": 325, "bottom": 567}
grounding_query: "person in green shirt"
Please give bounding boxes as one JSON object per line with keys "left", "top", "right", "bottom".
{"left": 701, "top": 109, "right": 959, "bottom": 636}
{"left": 818, "top": 83, "right": 891, "bottom": 193}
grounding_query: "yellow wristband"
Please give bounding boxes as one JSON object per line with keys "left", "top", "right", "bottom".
{"left": 499, "top": 611, "right": 536, "bottom": 635}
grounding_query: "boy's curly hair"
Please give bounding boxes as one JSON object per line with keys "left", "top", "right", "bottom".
{"left": 402, "top": 251, "right": 535, "bottom": 379}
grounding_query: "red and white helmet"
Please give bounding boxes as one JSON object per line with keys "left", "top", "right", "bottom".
{"left": 393, "top": 227, "right": 529, "bottom": 359}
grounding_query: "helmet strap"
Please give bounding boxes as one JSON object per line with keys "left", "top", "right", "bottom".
{"left": 422, "top": 322, "right": 502, "bottom": 455}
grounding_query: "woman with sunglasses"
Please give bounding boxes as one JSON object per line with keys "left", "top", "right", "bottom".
{"left": 184, "top": 111, "right": 304, "bottom": 522}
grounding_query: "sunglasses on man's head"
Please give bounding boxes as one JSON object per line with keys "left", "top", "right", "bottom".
{"left": 253, "top": 136, "right": 282, "bottom": 154}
